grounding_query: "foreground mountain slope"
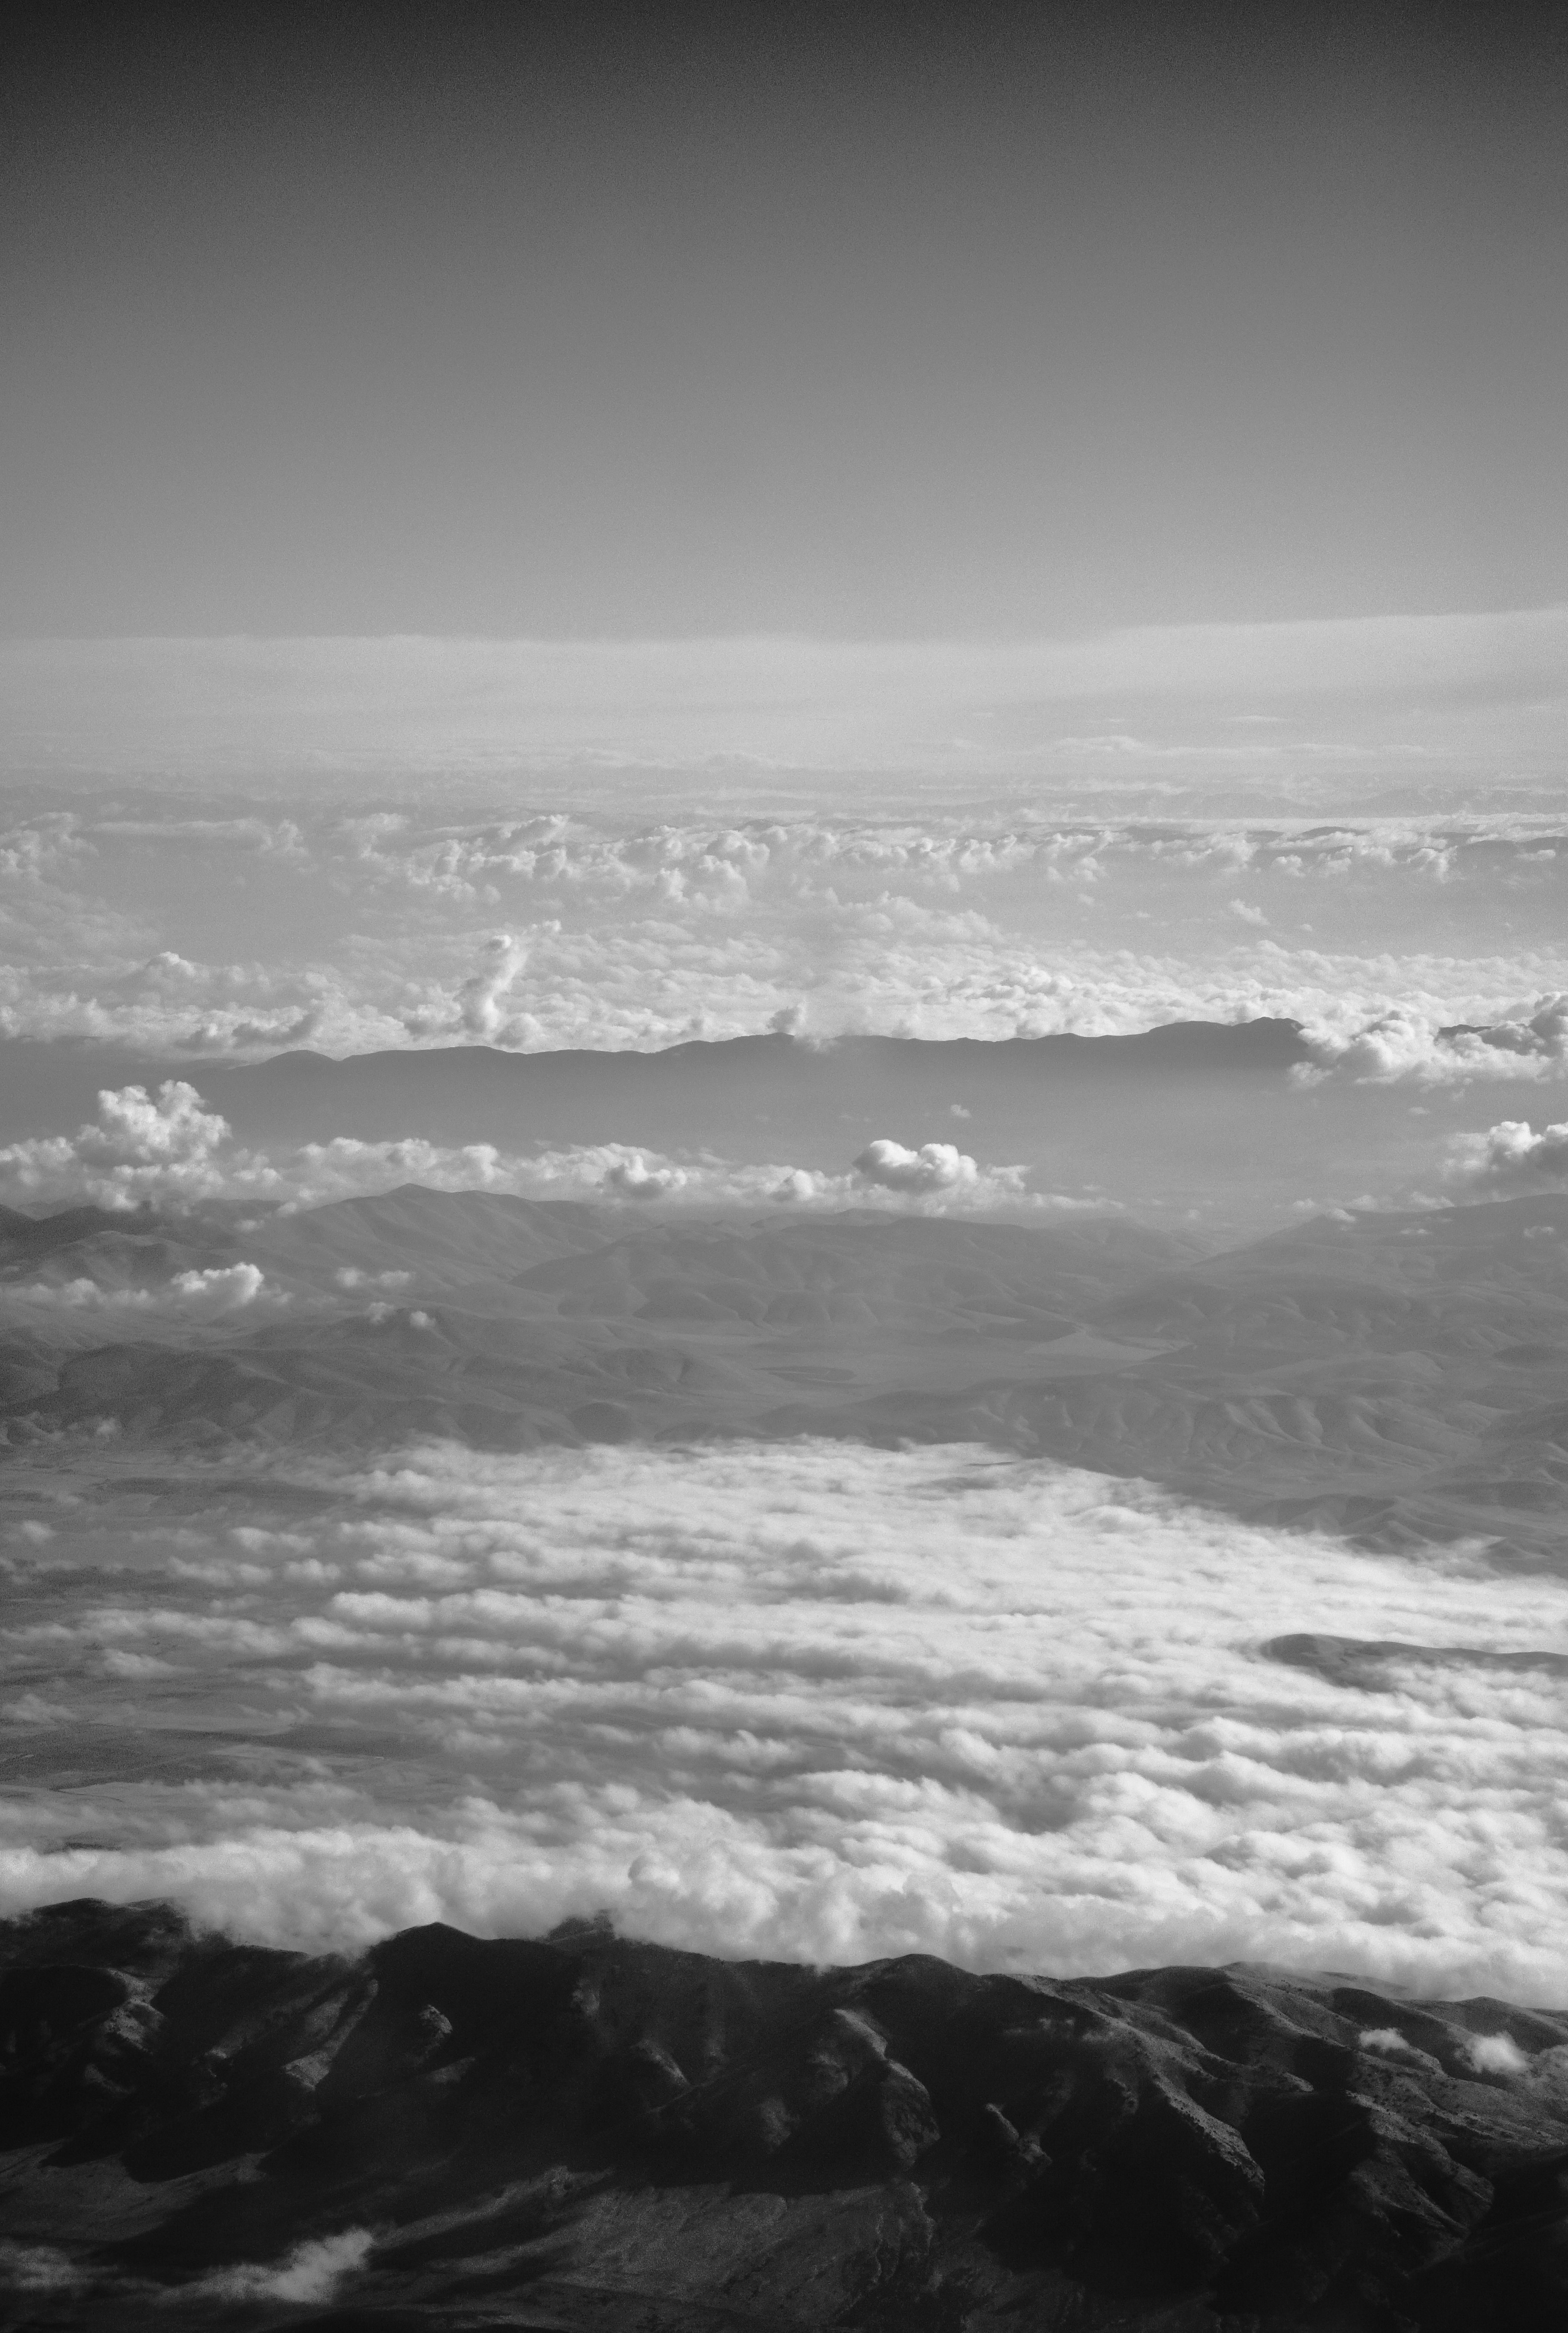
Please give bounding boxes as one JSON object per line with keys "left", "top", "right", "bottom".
{"left": 3, "top": 1898, "right": 1567, "bottom": 2330}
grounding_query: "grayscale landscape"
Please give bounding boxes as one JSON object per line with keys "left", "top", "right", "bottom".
{"left": 3, "top": 3, "right": 1566, "bottom": 2326}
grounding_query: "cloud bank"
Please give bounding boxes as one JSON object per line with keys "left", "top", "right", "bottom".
{"left": 0, "top": 1082, "right": 1054, "bottom": 1218}
{"left": 5, "top": 1441, "right": 1568, "bottom": 2002}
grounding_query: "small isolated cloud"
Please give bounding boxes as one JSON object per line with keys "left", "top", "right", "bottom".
{"left": 1228, "top": 899, "right": 1267, "bottom": 926}
{"left": 1360, "top": 2027, "right": 1418, "bottom": 2056}
{"left": 184, "top": 2230, "right": 372, "bottom": 2306}
{"left": 0, "top": 2244, "right": 82, "bottom": 2294}
{"left": 853, "top": 1139, "right": 980, "bottom": 1194}
{"left": 1446, "top": 1119, "right": 1568, "bottom": 1188}
{"left": 1466, "top": 2032, "right": 1529, "bottom": 2076}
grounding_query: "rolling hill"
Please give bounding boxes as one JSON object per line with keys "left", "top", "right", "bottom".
{"left": 3, "top": 1188, "right": 1567, "bottom": 1555}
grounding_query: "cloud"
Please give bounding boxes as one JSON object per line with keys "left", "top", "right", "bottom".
{"left": 1, "top": 786, "right": 1566, "bottom": 1067}
{"left": 1358, "top": 2028, "right": 1420, "bottom": 2057}
{"left": 454, "top": 931, "right": 528, "bottom": 1039}
{"left": 0, "top": 1082, "right": 1078, "bottom": 1217}
{"left": 7, "top": 1263, "right": 276, "bottom": 1316}
{"left": 1446, "top": 1119, "right": 1568, "bottom": 1187}
{"left": 5, "top": 1440, "right": 1568, "bottom": 2004}
{"left": 5, "top": 614, "right": 1564, "bottom": 789}
{"left": 603, "top": 1153, "right": 689, "bottom": 1200}
{"left": 184, "top": 2231, "right": 373, "bottom": 2307}
{"left": 1465, "top": 2032, "right": 1528, "bottom": 2076}
{"left": 0, "top": 2244, "right": 82, "bottom": 2294}
{"left": 854, "top": 1139, "right": 982, "bottom": 1194}
{"left": 0, "top": 2230, "right": 371, "bottom": 2316}
{"left": 1301, "top": 996, "right": 1568, "bottom": 1085}
{"left": 0, "top": 1083, "right": 277, "bottom": 1208}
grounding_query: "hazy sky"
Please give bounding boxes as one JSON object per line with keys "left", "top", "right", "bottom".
{"left": 6, "top": 1, "right": 1565, "bottom": 637}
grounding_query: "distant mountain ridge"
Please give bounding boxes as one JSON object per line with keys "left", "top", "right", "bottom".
{"left": 198, "top": 1019, "right": 1314, "bottom": 1143}
{"left": 0, "top": 1017, "right": 1314, "bottom": 1144}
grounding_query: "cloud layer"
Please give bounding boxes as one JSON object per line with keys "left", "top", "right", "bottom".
{"left": 5, "top": 1440, "right": 1568, "bottom": 2002}
{"left": 0, "top": 791, "right": 1565, "bottom": 1076}
{"left": 6, "top": 618, "right": 1565, "bottom": 788}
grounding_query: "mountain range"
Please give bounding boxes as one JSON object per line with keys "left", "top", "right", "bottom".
{"left": 3, "top": 1895, "right": 1567, "bottom": 2330}
{"left": 4, "top": 1186, "right": 1567, "bottom": 1553}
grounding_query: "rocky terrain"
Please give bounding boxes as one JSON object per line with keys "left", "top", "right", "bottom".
{"left": 3, "top": 1899, "right": 1568, "bottom": 2330}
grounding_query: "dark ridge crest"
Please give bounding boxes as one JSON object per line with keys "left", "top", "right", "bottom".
{"left": 3, "top": 1899, "right": 1567, "bottom": 2328}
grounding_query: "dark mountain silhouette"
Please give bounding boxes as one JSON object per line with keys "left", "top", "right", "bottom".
{"left": 3, "top": 1897, "right": 1567, "bottom": 2329}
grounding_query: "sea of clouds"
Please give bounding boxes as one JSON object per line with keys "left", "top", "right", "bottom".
{"left": 2, "top": 793, "right": 1567, "bottom": 1080}
{"left": 6, "top": 1440, "right": 1568, "bottom": 2002}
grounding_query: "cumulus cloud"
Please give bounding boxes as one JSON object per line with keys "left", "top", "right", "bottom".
{"left": 1300, "top": 995, "right": 1568, "bottom": 1085}
{"left": 854, "top": 1139, "right": 981, "bottom": 1194}
{"left": 5, "top": 1441, "right": 1568, "bottom": 2003}
{"left": 603, "top": 1153, "right": 689, "bottom": 1200}
{"left": 0, "top": 1083, "right": 278, "bottom": 1209}
{"left": 1446, "top": 1119, "right": 1568, "bottom": 1187}
{"left": 453, "top": 931, "right": 528, "bottom": 1039}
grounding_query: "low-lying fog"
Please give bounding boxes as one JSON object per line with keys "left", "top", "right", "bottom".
{"left": 6, "top": 1439, "right": 1566, "bottom": 2002}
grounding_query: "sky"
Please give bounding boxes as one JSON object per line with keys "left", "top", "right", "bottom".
{"left": 2, "top": 3, "right": 1564, "bottom": 1213}
{"left": 4, "top": 0, "right": 1566, "bottom": 639}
